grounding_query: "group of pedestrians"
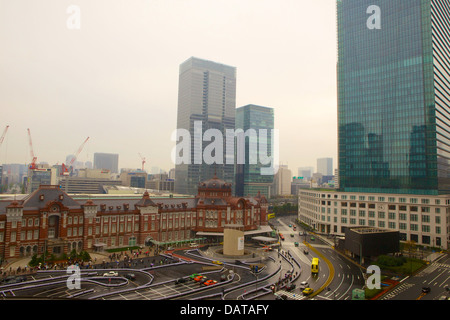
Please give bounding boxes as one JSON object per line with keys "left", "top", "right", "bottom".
{"left": 0, "top": 246, "right": 163, "bottom": 280}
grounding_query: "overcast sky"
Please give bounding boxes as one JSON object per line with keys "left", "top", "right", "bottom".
{"left": 0, "top": 0, "right": 337, "bottom": 175}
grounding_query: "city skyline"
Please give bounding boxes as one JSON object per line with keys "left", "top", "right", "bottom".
{"left": 0, "top": 0, "right": 337, "bottom": 174}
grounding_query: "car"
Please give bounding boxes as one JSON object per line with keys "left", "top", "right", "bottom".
{"left": 203, "top": 280, "right": 217, "bottom": 286}
{"left": 189, "top": 273, "right": 202, "bottom": 280}
{"left": 302, "top": 287, "right": 314, "bottom": 295}
{"left": 212, "top": 260, "right": 223, "bottom": 265}
{"left": 299, "top": 231, "right": 304, "bottom": 236}
{"left": 299, "top": 281, "right": 309, "bottom": 289}
{"left": 220, "top": 274, "right": 227, "bottom": 282}
{"left": 289, "top": 224, "right": 292, "bottom": 227}
{"left": 103, "top": 271, "right": 118, "bottom": 277}
{"left": 189, "top": 243, "right": 199, "bottom": 248}
{"left": 167, "top": 246, "right": 174, "bottom": 251}
{"left": 310, "top": 236, "right": 315, "bottom": 241}
{"left": 303, "top": 249, "right": 309, "bottom": 254}
{"left": 294, "top": 242, "right": 299, "bottom": 247}
{"left": 290, "top": 233, "right": 294, "bottom": 237}
{"left": 275, "top": 294, "right": 288, "bottom": 300}
{"left": 194, "top": 275, "right": 206, "bottom": 282}
{"left": 422, "top": 287, "right": 431, "bottom": 294}
{"left": 286, "top": 283, "right": 296, "bottom": 291}
{"left": 175, "top": 278, "right": 187, "bottom": 284}
{"left": 125, "top": 273, "right": 136, "bottom": 280}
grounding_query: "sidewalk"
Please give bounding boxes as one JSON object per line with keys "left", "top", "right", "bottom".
{"left": 1, "top": 251, "right": 112, "bottom": 275}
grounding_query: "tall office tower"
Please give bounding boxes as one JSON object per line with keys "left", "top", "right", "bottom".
{"left": 174, "top": 57, "right": 237, "bottom": 195}
{"left": 317, "top": 158, "right": 333, "bottom": 176}
{"left": 235, "top": 104, "right": 274, "bottom": 197}
{"left": 93, "top": 153, "right": 119, "bottom": 174}
{"left": 337, "top": 0, "right": 450, "bottom": 195}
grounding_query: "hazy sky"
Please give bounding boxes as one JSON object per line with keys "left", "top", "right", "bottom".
{"left": 0, "top": 0, "right": 337, "bottom": 174}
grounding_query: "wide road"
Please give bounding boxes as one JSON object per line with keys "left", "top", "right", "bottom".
{"left": 272, "top": 215, "right": 365, "bottom": 300}
{"left": 380, "top": 253, "right": 450, "bottom": 300}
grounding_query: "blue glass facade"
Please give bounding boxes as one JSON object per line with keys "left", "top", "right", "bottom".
{"left": 235, "top": 105, "right": 274, "bottom": 197}
{"left": 337, "top": 0, "right": 450, "bottom": 195}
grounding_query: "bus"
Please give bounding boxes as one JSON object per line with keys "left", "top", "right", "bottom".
{"left": 311, "top": 258, "right": 319, "bottom": 274}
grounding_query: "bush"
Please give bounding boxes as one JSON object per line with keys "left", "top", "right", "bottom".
{"left": 376, "top": 255, "right": 406, "bottom": 267}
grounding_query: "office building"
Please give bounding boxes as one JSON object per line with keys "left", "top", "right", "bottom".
{"left": 59, "top": 176, "right": 122, "bottom": 194}
{"left": 337, "top": 0, "right": 450, "bottom": 195}
{"left": 272, "top": 165, "right": 292, "bottom": 196}
{"left": 93, "top": 153, "right": 119, "bottom": 174}
{"left": 27, "top": 165, "right": 57, "bottom": 194}
{"left": 174, "top": 57, "right": 237, "bottom": 196}
{"left": 299, "top": 189, "right": 449, "bottom": 249}
{"left": 317, "top": 158, "right": 333, "bottom": 176}
{"left": 235, "top": 104, "right": 274, "bottom": 197}
{"left": 299, "top": 0, "right": 450, "bottom": 250}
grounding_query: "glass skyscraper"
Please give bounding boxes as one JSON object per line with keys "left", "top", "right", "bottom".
{"left": 337, "top": 0, "right": 450, "bottom": 195}
{"left": 174, "top": 57, "right": 236, "bottom": 196}
{"left": 235, "top": 104, "right": 274, "bottom": 197}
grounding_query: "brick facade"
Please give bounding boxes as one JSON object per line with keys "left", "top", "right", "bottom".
{"left": 0, "top": 176, "right": 269, "bottom": 259}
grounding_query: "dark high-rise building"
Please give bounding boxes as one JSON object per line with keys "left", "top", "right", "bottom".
{"left": 337, "top": 0, "right": 450, "bottom": 195}
{"left": 235, "top": 104, "right": 274, "bottom": 197}
{"left": 93, "top": 153, "right": 119, "bottom": 174}
{"left": 174, "top": 57, "right": 237, "bottom": 196}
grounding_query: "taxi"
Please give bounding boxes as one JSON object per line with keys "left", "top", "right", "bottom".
{"left": 302, "top": 287, "right": 314, "bottom": 295}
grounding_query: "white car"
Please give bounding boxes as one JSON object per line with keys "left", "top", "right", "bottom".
{"left": 103, "top": 271, "right": 118, "bottom": 277}
{"left": 299, "top": 281, "right": 309, "bottom": 289}
{"left": 189, "top": 243, "right": 198, "bottom": 248}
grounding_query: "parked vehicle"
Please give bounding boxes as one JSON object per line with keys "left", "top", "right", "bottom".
{"left": 103, "top": 271, "right": 118, "bottom": 277}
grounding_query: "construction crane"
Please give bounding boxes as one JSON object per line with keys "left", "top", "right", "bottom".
{"left": 61, "top": 137, "right": 90, "bottom": 176}
{"left": 27, "top": 128, "right": 37, "bottom": 170}
{"left": 0, "top": 125, "right": 9, "bottom": 148}
{"left": 138, "top": 153, "right": 146, "bottom": 171}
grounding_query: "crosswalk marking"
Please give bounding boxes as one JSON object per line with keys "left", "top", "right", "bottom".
{"left": 275, "top": 290, "right": 305, "bottom": 300}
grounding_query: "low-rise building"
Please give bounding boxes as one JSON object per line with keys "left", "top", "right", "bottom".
{"left": 0, "top": 176, "right": 270, "bottom": 259}
{"left": 298, "top": 189, "right": 450, "bottom": 250}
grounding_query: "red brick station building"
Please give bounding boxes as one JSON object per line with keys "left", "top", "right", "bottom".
{"left": 0, "top": 176, "right": 271, "bottom": 259}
